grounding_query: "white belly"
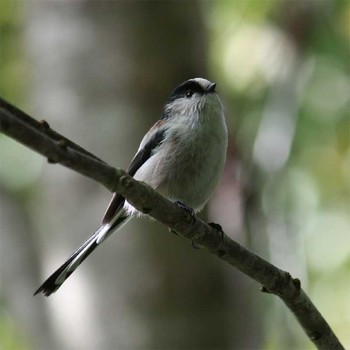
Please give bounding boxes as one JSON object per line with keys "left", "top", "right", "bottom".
{"left": 134, "top": 120, "right": 227, "bottom": 212}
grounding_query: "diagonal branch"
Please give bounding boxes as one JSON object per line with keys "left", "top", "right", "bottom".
{"left": 0, "top": 97, "right": 344, "bottom": 350}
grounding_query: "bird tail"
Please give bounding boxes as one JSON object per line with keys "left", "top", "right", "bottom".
{"left": 34, "top": 214, "right": 130, "bottom": 296}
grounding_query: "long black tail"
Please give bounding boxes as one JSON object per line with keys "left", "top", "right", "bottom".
{"left": 34, "top": 215, "right": 129, "bottom": 296}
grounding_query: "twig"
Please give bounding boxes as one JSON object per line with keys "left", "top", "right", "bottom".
{"left": 0, "top": 97, "right": 344, "bottom": 350}
{"left": 0, "top": 97, "right": 106, "bottom": 165}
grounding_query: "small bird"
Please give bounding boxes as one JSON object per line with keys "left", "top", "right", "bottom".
{"left": 34, "top": 78, "right": 228, "bottom": 296}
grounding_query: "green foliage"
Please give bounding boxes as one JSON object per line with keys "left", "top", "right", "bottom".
{"left": 0, "top": 0, "right": 28, "bottom": 102}
{"left": 0, "top": 307, "right": 31, "bottom": 350}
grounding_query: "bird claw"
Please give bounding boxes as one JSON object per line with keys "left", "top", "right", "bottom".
{"left": 174, "top": 201, "right": 200, "bottom": 248}
{"left": 174, "top": 201, "right": 195, "bottom": 224}
{"left": 208, "top": 222, "right": 224, "bottom": 239}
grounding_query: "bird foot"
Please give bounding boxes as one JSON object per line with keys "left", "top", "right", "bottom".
{"left": 174, "top": 201, "right": 195, "bottom": 224}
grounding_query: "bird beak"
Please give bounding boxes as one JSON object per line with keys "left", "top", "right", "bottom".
{"left": 207, "top": 83, "right": 216, "bottom": 93}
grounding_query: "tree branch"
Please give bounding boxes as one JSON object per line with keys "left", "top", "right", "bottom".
{"left": 0, "top": 97, "right": 344, "bottom": 350}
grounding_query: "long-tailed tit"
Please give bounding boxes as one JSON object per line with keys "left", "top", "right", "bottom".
{"left": 35, "top": 78, "right": 228, "bottom": 296}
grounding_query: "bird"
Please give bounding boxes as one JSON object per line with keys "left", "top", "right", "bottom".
{"left": 34, "top": 77, "right": 228, "bottom": 296}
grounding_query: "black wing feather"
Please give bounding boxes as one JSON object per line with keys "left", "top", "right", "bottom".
{"left": 102, "top": 128, "right": 165, "bottom": 224}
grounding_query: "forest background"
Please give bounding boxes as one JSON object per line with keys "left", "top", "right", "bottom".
{"left": 0, "top": 1, "right": 349, "bottom": 349}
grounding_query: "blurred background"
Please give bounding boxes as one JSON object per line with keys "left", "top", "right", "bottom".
{"left": 0, "top": 1, "right": 349, "bottom": 349}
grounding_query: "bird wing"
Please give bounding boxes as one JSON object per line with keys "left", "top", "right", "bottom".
{"left": 101, "top": 123, "right": 166, "bottom": 224}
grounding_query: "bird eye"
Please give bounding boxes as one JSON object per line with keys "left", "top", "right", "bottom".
{"left": 185, "top": 90, "right": 193, "bottom": 98}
